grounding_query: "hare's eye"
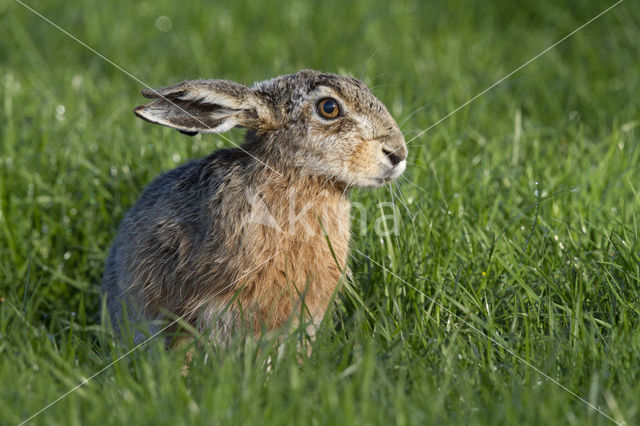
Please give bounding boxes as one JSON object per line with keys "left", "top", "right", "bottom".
{"left": 317, "top": 98, "right": 340, "bottom": 119}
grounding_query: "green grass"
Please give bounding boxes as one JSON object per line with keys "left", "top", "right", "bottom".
{"left": 1, "top": 0, "right": 639, "bottom": 424}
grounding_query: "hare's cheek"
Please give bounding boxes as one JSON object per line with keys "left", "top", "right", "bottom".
{"left": 347, "top": 140, "right": 381, "bottom": 176}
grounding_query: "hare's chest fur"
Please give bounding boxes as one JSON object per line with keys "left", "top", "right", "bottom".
{"left": 211, "top": 174, "right": 352, "bottom": 332}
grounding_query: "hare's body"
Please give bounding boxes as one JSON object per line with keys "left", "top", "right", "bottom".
{"left": 104, "top": 148, "right": 350, "bottom": 342}
{"left": 103, "top": 70, "right": 406, "bottom": 343}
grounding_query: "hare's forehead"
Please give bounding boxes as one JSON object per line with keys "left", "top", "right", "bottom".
{"left": 254, "top": 74, "right": 387, "bottom": 116}
{"left": 306, "top": 83, "right": 385, "bottom": 113}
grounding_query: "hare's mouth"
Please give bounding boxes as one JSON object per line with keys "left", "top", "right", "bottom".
{"left": 371, "top": 161, "right": 406, "bottom": 186}
{"left": 381, "top": 159, "right": 407, "bottom": 182}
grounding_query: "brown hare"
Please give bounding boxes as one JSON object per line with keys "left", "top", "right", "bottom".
{"left": 102, "top": 69, "right": 407, "bottom": 346}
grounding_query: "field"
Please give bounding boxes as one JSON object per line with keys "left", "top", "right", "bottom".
{"left": 1, "top": 0, "right": 639, "bottom": 424}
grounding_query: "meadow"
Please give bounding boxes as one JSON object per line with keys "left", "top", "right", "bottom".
{"left": 1, "top": 0, "right": 639, "bottom": 424}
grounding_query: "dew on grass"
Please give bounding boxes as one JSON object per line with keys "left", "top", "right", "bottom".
{"left": 72, "top": 74, "right": 83, "bottom": 89}
{"left": 218, "top": 10, "right": 233, "bottom": 33}
{"left": 56, "top": 105, "right": 66, "bottom": 122}
{"left": 122, "top": 389, "right": 134, "bottom": 402}
{"left": 188, "top": 401, "right": 200, "bottom": 414}
{"left": 155, "top": 16, "right": 172, "bottom": 32}
{"left": 2, "top": 73, "right": 18, "bottom": 90}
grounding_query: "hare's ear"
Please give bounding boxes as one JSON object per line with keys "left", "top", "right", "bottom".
{"left": 134, "top": 80, "right": 267, "bottom": 135}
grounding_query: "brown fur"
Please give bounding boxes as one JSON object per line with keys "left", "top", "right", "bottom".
{"left": 102, "top": 70, "right": 407, "bottom": 345}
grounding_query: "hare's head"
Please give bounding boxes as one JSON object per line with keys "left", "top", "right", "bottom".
{"left": 134, "top": 70, "right": 407, "bottom": 187}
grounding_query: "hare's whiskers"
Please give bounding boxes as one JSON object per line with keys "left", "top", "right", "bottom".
{"left": 399, "top": 101, "right": 434, "bottom": 129}
{"left": 386, "top": 182, "right": 420, "bottom": 243}
{"left": 359, "top": 50, "right": 378, "bottom": 81}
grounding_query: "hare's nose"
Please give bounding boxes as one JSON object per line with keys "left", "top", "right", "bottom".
{"left": 383, "top": 148, "right": 402, "bottom": 166}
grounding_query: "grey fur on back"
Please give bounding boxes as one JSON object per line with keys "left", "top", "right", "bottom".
{"left": 102, "top": 149, "right": 245, "bottom": 341}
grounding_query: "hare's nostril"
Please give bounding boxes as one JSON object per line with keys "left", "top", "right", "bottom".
{"left": 383, "top": 148, "right": 401, "bottom": 167}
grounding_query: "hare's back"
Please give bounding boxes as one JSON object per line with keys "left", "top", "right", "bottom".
{"left": 102, "top": 148, "right": 248, "bottom": 335}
